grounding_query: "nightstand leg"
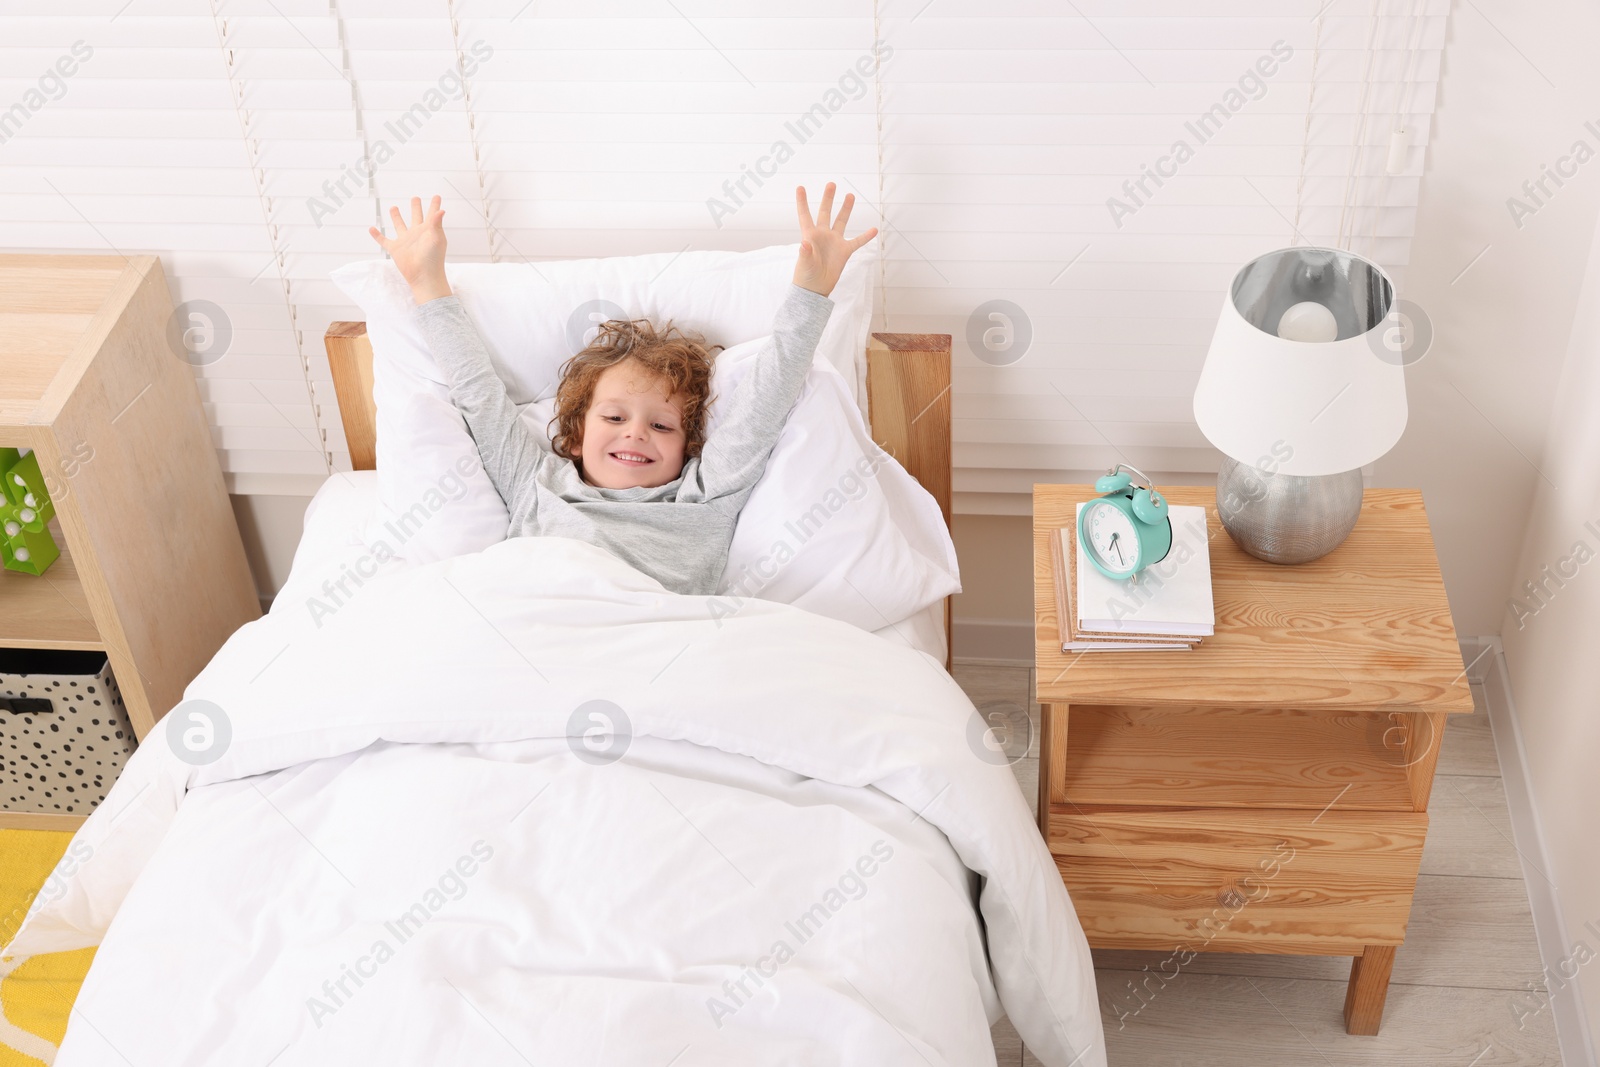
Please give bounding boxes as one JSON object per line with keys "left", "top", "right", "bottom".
{"left": 1036, "top": 702, "right": 1069, "bottom": 837}
{"left": 1343, "top": 945, "right": 1397, "bottom": 1035}
{"left": 1036, "top": 703, "right": 1053, "bottom": 835}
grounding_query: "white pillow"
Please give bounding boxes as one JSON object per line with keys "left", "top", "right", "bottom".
{"left": 710, "top": 343, "right": 959, "bottom": 630}
{"left": 328, "top": 246, "right": 960, "bottom": 630}
{"left": 340, "top": 244, "right": 876, "bottom": 412}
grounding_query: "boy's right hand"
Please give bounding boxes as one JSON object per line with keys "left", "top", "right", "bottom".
{"left": 369, "top": 195, "right": 452, "bottom": 305}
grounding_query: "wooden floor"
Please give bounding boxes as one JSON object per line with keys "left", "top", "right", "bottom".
{"left": 951, "top": 662, "right": 1564, "bottom": 1067}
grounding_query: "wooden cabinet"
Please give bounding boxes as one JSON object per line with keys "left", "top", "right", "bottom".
{"left": 1033, "top": 484, "right": 1473, "bottom": 1035}
{"left": 0, "top": 254, "right": 260, "bottom": 828}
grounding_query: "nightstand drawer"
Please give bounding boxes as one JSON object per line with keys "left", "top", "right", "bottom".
{"left": 1047, "top": 807, "right": 1427, "bottom": 953}
{"left": 1055, "top": 703, "right": 1428, "bottom": 812}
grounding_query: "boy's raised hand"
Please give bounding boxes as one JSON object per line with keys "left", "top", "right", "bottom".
{"left": 792, "top": 183, "right": 878, "bottom": 298}
{"left": 369, "top": 195, "right": 452, "bottom": 304}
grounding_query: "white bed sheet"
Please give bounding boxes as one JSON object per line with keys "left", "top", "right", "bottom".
{"left": 274, "top": 470, "right": 949, "bottom": 662}
{"left": 9, "top": 534, "right": 1103, "bottom": 1066}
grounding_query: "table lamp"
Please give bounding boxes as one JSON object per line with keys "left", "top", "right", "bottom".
{"left": 1192, "top": 246, "right": 1407, "bottom": 564}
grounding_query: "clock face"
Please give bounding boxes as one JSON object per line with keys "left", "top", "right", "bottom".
{"left": 1085, "top": 500, "right": 1140, "bottom": 574}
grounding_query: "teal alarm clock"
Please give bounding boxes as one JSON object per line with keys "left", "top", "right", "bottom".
{"left": 1078, "top": 464, "right": 1172, "bottom": 580}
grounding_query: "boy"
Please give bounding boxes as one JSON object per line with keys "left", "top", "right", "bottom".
{"left": 368, "top": 183, "right": 877, "bottom": 596}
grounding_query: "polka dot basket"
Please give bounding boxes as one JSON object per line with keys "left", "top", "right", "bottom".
{"left": 1, "top": 649, "right": 134, "bottom": 817}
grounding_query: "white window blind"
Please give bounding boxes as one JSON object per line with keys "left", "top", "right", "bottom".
{"left": 1, "top": 1, "right": 1447, "bottom": 509}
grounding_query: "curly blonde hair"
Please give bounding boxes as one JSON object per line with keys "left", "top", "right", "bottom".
{"left": 550, "top": 318, "right": 721, "bottom": 461}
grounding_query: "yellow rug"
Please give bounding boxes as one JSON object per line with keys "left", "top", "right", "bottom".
{"left": 0, "top": 830, "right": 95, "bottom": 1067}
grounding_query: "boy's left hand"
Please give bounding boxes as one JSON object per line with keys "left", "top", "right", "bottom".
{"left": 792, "top": 182, "right": 878, "bottom": 297}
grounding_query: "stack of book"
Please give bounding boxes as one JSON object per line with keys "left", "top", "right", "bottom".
{"left": 1050, "top": 502, "right": 1217, "bottom": 652}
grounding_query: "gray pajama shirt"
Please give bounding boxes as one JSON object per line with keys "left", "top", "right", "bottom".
{"left": 414, "top": 284, "right": 835, "bottom": 595}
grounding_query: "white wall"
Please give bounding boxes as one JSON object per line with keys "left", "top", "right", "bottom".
{"left": 1373, "top": 0, "right": 1600, "bottom": 634}
{"left": 1500, "top": 202, "right": 1600, "bottom": 1055}
{"left": 230, "top": 494, "right": 312, "bottom": 607}
{"left": 950, "top": 513, "right": 1033, "bottom": 662}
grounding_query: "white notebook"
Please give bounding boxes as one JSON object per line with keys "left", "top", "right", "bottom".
{"left": 1073, "top": 502, "right": 1216, "bottom": 637}
{"left": 1052, "top": 528, "right": 1194, "bottom": 652}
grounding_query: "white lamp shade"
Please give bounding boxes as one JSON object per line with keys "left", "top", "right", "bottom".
{"left": 1193, "top": 247, "right": 1408, "bottom": 477}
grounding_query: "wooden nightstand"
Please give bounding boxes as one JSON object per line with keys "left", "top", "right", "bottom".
{"left": 0, "top": 254, "right": 260, "bottom": 830}
{"left": 1033, "top": 484, "right": 1472, "bottom": 1035}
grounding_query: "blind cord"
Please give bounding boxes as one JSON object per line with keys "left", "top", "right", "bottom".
{"left": 1337, "top": 0, "right": 1384, "bottom": 251}
{"left": 1363, "top": 0, "right": 1428, "bottom": 264}
{"left": 328, "top": 0, "right": 382, "bottom": 244}
{"left": 209, "top": 3, "right": 333, "bottom": 476}
{"left": 871, "top": 0, "right": 889, "bottom": 332}
{"left": 448, "top": 0, "right": 500, "bottom": 262}
{"left": 1291, "top": 12, "right": 1326, "bottom": 246}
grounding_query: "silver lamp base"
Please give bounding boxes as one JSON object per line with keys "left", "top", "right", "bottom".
{"left": 1216, "top": 458, "right": 1363, "bottom": 565}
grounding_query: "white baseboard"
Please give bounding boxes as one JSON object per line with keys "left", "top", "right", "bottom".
{"left": 952, "top": 618, "right": 1032, "bottom": 665}
{"left": 1465, "top": 635, "right": 1598, "bottom": 1067}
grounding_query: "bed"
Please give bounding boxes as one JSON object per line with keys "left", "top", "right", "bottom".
{"left": 3, "top": 287, "right": 1105, "bottom": 1066}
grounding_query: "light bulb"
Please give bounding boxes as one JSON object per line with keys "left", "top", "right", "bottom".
{"left": 1276, "top": 301, "right": 1338, "bottom": 342}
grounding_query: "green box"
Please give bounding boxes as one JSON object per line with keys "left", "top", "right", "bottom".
{"left": 1, "top": 525, "right": 60, "bottom": 575}
{"left": 1, "top": 450, "right": 55, "bottom": 530}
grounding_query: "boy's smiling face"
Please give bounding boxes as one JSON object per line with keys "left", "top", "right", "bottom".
{"left": 578, "top": 360, "right": 689, "bottom": 490}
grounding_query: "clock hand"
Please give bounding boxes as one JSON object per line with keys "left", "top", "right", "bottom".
{"left": 1109, "top": 531, "right": 1124, "bottom": 565}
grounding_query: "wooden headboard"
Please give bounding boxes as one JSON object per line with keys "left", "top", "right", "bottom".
{"left": 323, "top": 323, "right": 954, "bottom": 664}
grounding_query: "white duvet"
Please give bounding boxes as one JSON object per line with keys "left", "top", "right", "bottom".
{"left": 6, "top": 536, "right": 1103, "bottom": 1066}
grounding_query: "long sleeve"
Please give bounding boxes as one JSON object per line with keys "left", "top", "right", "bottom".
{"left": 415, "top": 295, "right": 544, "bottom": 512}
{"left": 696, "top": 283, "right": 834, "bottom": 499}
